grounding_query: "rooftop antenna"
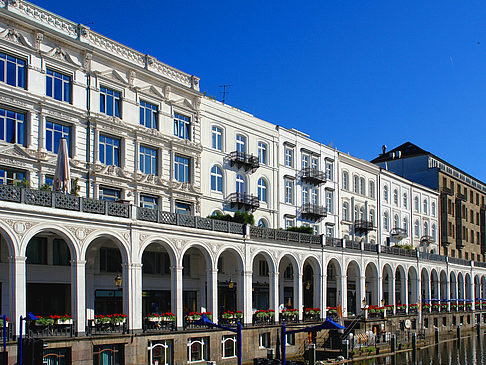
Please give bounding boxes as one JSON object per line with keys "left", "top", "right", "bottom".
{"left": 219, "top": 84, "right": 232, "bottom": 104}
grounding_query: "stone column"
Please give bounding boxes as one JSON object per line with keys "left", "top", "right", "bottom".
{"left": 322, "top": 273, "right": 328, "bottom": 318}
{"left": 93, "top": 128, "right": 100, "bottom": 164}
{"left": 125, "top": 263, "right": 142, "bottom": 332}
{"left": 71, "top": 125, "right": 78, "bottom": 159}
{"left": 207, "top": 268, "right": 218, "bottom": 324}
{"left": 269, "top": 271, "right": 279, "bottom": 322}
{"left": 377, "top": 274, "right": 383, "bottom": 307}
{"left": 315, "top": 274, "right": 324, "bottom": 319}
{"left": 293, "top": 273, "right": 303, "bottom": 321}
{"left": 403, "top": 274, "right": 408, "bottom": 313}
{"left": 71, "top": 260, "right": 86, "bottom": 335}
{"left": 171, "top": 266, "right": 183, "bottom": 329}
{"left": 10, "top": 256, "right": 26, "bottom": 336}
{"left": 359, "top": 275, "right": 366, "bottom": 314}
{"left": 242, "top": 270, "right": 253, "bottom": 325}
{"left": 340, "top": 274, "right": 348, "bottom": 318}
{"left": 390, "top": 273, "right": 395, "bottom": 314}
{"left": 38, "top": 113, "right": 45, "bottom": 152}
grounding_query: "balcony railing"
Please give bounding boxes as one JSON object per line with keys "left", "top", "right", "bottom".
{"left": 421, "top": 235, "right": 435, "bottom": 244}
{"left": 390, "top": 227, "right": 408, "bottom": 239}
{"left": 228, "top": 151, "right": 259, "bottom": 172}
{"left": 354, "top": 219, "right": 374, "bottom": 233}
{"left": 227, "top": 192, "right": 260, "bottom": 212}
{"left": 301, "top": 203, "right": 327, "bottom": 221}
{"left": 301, "top": 168, "right": 326, "bottom": 185}
{"left": 86, "top": 319, "right": 128, "bottom": 335}
{"left": 249, "top": 226, "right": 321, "bottom": 245}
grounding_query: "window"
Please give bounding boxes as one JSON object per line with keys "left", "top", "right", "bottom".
{"left": 53, "top": 238, "right": 70, "bottom": 266}
{"left": 311, "top": 188, "right": 318, "bottom": 205}
{"left": 148, "top": 340, "right": 173, "bottom": 365}
{"left": 423, "top": 221, "right": 429, "bottom": 236}
{"left": 46, "top": 120, "right": 70, "bottom": 155}
{"left": 99, "top": 187, "right": 120, "bottom": 201}
{"left": 326, "top": 191, "right": 334, "bottom": 214}
{"left": 359, "top": 177, "right": 365, "bottom": 195}
{"left": 99, "top": 247, "right": 122, "bottom": 273}
{"left": 383, "top": 185, "right": 389, "bottom": 202}
{"left": 222, "top": 335, "right": 237, "bottom": 358}
{"left": 140, "top": 100, "right": 158, "bottom": 129}
{"left": 257, "top": 219, "right": 267, "bottom": 227}
{"left": 236, "top": 134, "right": 246, "bottom": 153}
{"left": 326, "top": 226, "right": 334, "bottom": 238}
{"left": 46, "top": 68, "right": 71, "bottom": 102}
{"left": 139, "top": 145, "right": 157, "bottom": 175}
{"left": 236, "top": 174, "right": 245, "bottom": 194}
{"left": 174, "top": 155, "right": 190, "bottom": 183}
{"left": 311, "top": 157, "right": 318, "bottom": 170}
{"left": 100, "top": 87, "right": 121, "bottom": 117}
{"left": 414, "top": 196, "right": 419, "bottom": 212}
{"left": 354, "top": 205, "right": 359, "bottom": 221}
{"left": 284, "top": 216, "right": 295, "bottom": 229}
{"left": 258, "top": 142, "right": 267, "bottom": 164}
{"left": 258, "top": 260, "right": 269, "bottom": 276}
{"left": 285, "top": 147, "right": 294, "bottom": 167}
{"left": 43, "top": 347, "right": 71, "bottom": 365}
{"left": 393, "top": 189, "right": 399, "bottom": 206}
{"left": 369, "top": 209, "right": 375, "bottom": 225}
{"left": 285, "top": 179, "right": 294, "bottom": 204}
{"left": 257, "top": 177, "right": 267, "bottom": 202}
{"left": 0, "top": 169, "right": 24, "bottom": 185}
{"left": 175, "top": 202, "right": 192, "bottom": 215}
{"left": 210, "top": 166, "right": 223, "bottom": 192}
{"left": 0, "top": 52, "right": 26, "bottom": 88}
{"left": 174, "top": 112, "right": 190, "bottom": 139}
{"left": 383, "top": 211, "right": 389, "bottom": 230}
{"left": 0, "top": 107, "right": 24, "bottom": 145}
{"left": 394, "top": 214, "right": 399, "bottom": 229}
{"left": 403, "top": 193, "right": 408, "bottom": 209}
{"left": 431, "top": 202, "right": 436, "bottom": 217}
{"left": 326, "top": 162, "right": 333, "bottom": 181}
{"left": 432, "top": 224, "right": 437, "bottom": 240}
{"left": 211, "top": 126, "right": 222, "bottom": 151}
{"left": 369, "top": 180, "right": 375, "bottom": 198}
{"left": 353, "top": 175, "right": 359, "bottom": 193}
{"left": 403, "top": 217, "right": 408, "bottom": 235}
{"left": 423, "top": 199, "right": 428, "bottom": 214}
{"left": 99, "top": 135, "right": 120, "bottom": 166}
{"left": 414, "top": 220, "right": 420, "bottom": 237}
{"left": 284, "top": 264, "right": 293, "bottom": 279}
{"left": 359, "top": 206, "right": 365, "bottom": 220}
{"left": 286, "top": 333, "right": 296, "bottom": 346}
{"left": 302, "top": 185, "right": 309, "bottom": 204}
{"left": 259, "top": 333, "right": 271, "bottom": 348}
{"left": 342, "top": 202, "right": 349, "bottom": 221}
{"left": 140, "top": 195, "right": 158, "bottom": 210}
{"left": 342, "top": 171, "right": 349, "bottom": 190}
{"left": 93, "top": 344, "right": 124, "bottom": 365}
{"left": 302, "top": 154, "right": 309, "bottom": 169}
{"left": 26, "top": 236, "right": 47, "bottom": 265}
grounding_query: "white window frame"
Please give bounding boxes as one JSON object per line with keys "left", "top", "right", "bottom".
{"left": 187, "top": 337, "right": 208, "bottom": 363}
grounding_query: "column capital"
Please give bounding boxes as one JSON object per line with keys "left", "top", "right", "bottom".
{"left": 9, "top": 256, "right": 26, "bottom": 263}
{"left": 170, "top": 266, "right": 183, "bottom": 272}
{"left": 207, "top": 268, "right": 218, "bottom": 275}
{"left": 70, "top": 260, "right": 87, "bottom": 265}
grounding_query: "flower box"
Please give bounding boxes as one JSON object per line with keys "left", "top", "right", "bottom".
{"left": 148, "top": 317, "right": 162, "bottom": 322}
{"left": 56, "top": 319, "right": 73, "bottom": 325}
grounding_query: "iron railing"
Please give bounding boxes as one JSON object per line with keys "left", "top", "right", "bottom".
{"left": 228, "top": 151, "right": 259, "bottom": 172}
{"left": 301, "top": 168, "right": 326, "bottom": 185}
{"left": 227, "top": 192, "right": 260, "bottom": 211}
{"left": 301, "top": 203, "right": 327, "bottom": 220}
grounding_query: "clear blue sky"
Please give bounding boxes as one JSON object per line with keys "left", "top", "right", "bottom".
{"left": 34, "top": 0, "right": 486, "bottom": 181}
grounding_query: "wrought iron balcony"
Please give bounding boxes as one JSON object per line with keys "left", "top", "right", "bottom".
{"left": 227, "top": 192, "right": 259, "bottom": 212}
{"left": 390, "top": 227, "right": 408, "bottom": 239}
{"left": 421, "top": 235, "right": 435, "bottom": 244}
{"left": 228, "top": 151, "right": 259, "bottom": 172}
{"left": 301, "top": 203, "right": 327, "bottom": 221}
{"left": 301, "top": 168, "right": 326, "bottom": 185}
{"left": 354, "top": 219, "right": 374, "bottom": 234}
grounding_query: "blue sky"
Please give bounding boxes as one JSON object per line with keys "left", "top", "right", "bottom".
{"left": 35, "top": 0, "right": 486, "bottom": 180}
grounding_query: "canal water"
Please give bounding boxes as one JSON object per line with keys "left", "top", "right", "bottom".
{"left": 351, "top": 333, "right": 486, "bottom": 364}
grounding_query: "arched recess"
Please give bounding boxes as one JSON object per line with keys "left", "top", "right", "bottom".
{"left": 440, "top": 271, "right": 448, "bottom": 301}
{"left": 302, "top": 256, "right": 321, "bottom": 312}
{"left": 382, "top": 264, "right": 393, "bottom": 305}
{"left": 408, "top": 267, "right": 418, "bottom": 304}
{"left": 458, "top": 272, "right": 465, "bottom": 301}
{"left": 252, "top": 251, "right": 275, "bottom": 312}
{"left": 278, "top": 254, "right": 299, "bottom": 310}
{"left": 327, "top": 258, "right": 342, "bottom": 309}
{"left": 0, "top": 224, "right": 17, "bottom": 324}
{"left": 217, "top": 248, "right": 244, "bottom": 320}
{"left": 140, "top": 239, "right": 176, "bottom": 326}
{"left": 465, "top": 273, "right": 472, "bottom": 302}
{"left": 395, "top": 265, "right": 407, "bottom": 306}
{"left": 450, "top": 272, "right": 457, "bottom": 302}
{"left": 84, "top": 233, "right": 130, "bottom": 321}
{"left": 430, "top": 269, "right": 439, "bottom": 300}
{"left": 24, "top": 227, "right": 77, "bottom": 318}
{"left": 365, "top": 262, "right": 378, "bottom": 306}
{"left": 481, "top": 276, "right": 486, "bottom": 302}
{"left": 421, "top": 268, "right": 430, "bottom": 302}
{"left": 346, "top": 260, "right": 361, "bottom": 316}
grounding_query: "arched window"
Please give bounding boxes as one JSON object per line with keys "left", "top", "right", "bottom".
{"left": 383, "top": 211, "right": 389, "bottom": 230}
{"left": 403, "top": 193, "right": 408, "bottom": 209}
{"left": 423, "top": 221, "right": 429, "bottom": 236}
{"left": 257, "top": 177, "right": 267, "bottom": 202}
{"left": 343, "top": 201, "right": 349, "bottom": 221}
{"left": 394, "top": 214, "right": 399, "bottom": 229}
{"left": 236, "top": 174, "right": 245, "bottom": 194}
{"left": 369, "top": 180, "right": 375, "bottom": 198}
{"left": 403, "top": 216, "right": 408, "bottom": 235}
{"left": 212, "top": 210, "right": 223, "bottom": 216}
{"left": 342, "top": 171, "right": 349, "bottom": 190}
{"left": 431, "top": 202, "right": 436, "bottom": 217}
{"left": 353, "top": 175, "right": 359, "bottom": 193}
{"left": 414, "top": 196, "right": 419, "bottom": 212}
{"left": 359, "top": 177, "right": 366, "bottom": 195}
{"left": 423, "top": 199, "right": 428, "bottom": 214}
{"left": 383, "top": 186, "right": 389, "bottom": 202}
{"left": 393, "top": 189, "right": 399, "bottom": 205}
{"left": 369, "top": 209, "right": 375, "bottom": 225}
{"left": 258, "top": 218, "right": 267, "bottom": 227}
{"left": 432, "top": 224, "right": 437, "bottom": 240}
{"left": 414, "top": 220, "right": 420, "bottom": 237}
{"left": 210, "top": 166, "right": 223, "bottom": 192}
{"left": 354, "top": 205, "right": 359, "bottom": 221}
{"left": 359, "top": 206, "right": 365, "bottom": 220}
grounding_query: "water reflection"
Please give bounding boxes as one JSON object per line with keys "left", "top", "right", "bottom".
{"left": 351, "top": 333, "right": 486, "bottom": 364}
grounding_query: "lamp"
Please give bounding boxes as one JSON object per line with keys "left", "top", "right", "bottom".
{"left": 115, "top": 274, "right": 122, "bottom": 288}
{"left": 381, "top": 298, "right": 385, "bottom": 307}
{"left": 228, "top": 278, "right": 234, "bottom": 289}
{"left": 305, "top": 280, "right": 311, "bottom": 290}
{"left": 362, "top": 297, "right": 367, "bottom": 308}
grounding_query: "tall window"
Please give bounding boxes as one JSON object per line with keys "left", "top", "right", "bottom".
{"left": 359, "top": 206, "right": 365, "bottom": 220}
{"left": 383, "top": 185, "right": 389, "bottom": 202}
{"left": 222, "top": 335, "right": 237, "bottom": 358}
{"left": 353, "top": 175, "right": 359, "bottom": 193}
{"left": 432, "top": 224, "right": 437, "bottom": 240}
{"left": 302, "top": 154, "right": 309, "bottom": 169}
{"left": 187, "top": 337, "right": 208, "bottom": 363}
{"left": 212, "top": 126, "right": 222, "bottom": 151}
{"left": 423, "top": 221, "right": 429, "bottom": 236}
{"left": 343, "top": 202, "right": 349, "bottom": 221}
{"left": 0, "top": 108, "right": 24, "bottom": 145}
{"left": 342, "top": 171, "right": 349, "bottom": 190}
{"left": 140, "top": 100, "right": 158, "bottom": 129}
{"left": 236, "top": 174, "right": 245, "bottom": 194}
{"left": 99, "top": 135, "right": 120, "bottom": 166}
{"left": 100, "top": 87, "right": 121, "bottom": 117}
{"left": 257, "top": 177, "right": 267, "bottom": 202}
{"left": 414, "top": 196, "right": 419, "bottom": 212}
{"left": 394, "top": 214, "right": 399, "bottom": 229}
{"left": 311, "top": 157, "right": 318, "bottom": 170}
{"left": 326, "top": 191, "right": 333, "bottom": 213}
{"left": 148, "top": 340, "right": 173, "bottom": 365}
{"left": 431, "top": 202, "right": 436, "bottom": 217}
{"left": 236, "top": 134, "right": 246, "bottom": 153}
{"left": 140, "top": 195, "right": 158, "bottom": 210}
{"left": 414, "top": 220, "right": 420, "bottom": 237}
{"left": 46, "top": 121, "right": 70, "bottom": 155}
{"left": 285, "top": 179, "right": 294, "bottom": 204}
{"left": 403, "top": 217, "right": 408, "bottom": 235}
{"left": 302, "top": 185, "right": 309, "bottom": 204}
{"left": 0, "top": 52, "right": 26, "bottom": 88}
{"left": 369, "top": 180, "right": 375, "bottom": 198}
{"left": 46, "top": 68, "right": 71, "bottom": 102}
{"left": 258, "top": 142, "right": 267, "bottom": 164}
{"left": 174, "top": 155, "right": 190, "bottom": 183}
{"left": 383, "top": 211, "right": 389, "bottom": 230}
{"left": 359, "top": 177, "right": 365, "bottom": 195}
{"left": 403, "top": 193, "right": 408, "bottom": 208}
{"left": 284, "top": 147, "right": 294, "bottom": 167}
{"left": 93, "top": 344, "right": 124, "bottom": 365}
{"left": 173, "top": 112, "right": 190, "bottom": 139}
{"left": 369, "top": 209, "right": 375, "bottom": 225}
{"left": 393, "top": 189, "right": 399, "bottom": 206}
{"left": 0, "top": 169, "right": 24, "bottom": 185}
{"left": 326, "top": 162, "right": 333, "bottom": 181}
{"left": 423, "top": 199, "right": 428, "bottom": 214}
{"left": 311, "top": 188, "right": 318, "bottom": 205}
{"left": 139, "top": 145, "right": 157, "bottom": 175}
{"left": 210, "top": 166, "right": 223, "bottom": 192}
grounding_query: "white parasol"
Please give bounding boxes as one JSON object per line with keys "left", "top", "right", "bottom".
{"left": 53, "top": 138, "right": 71, "bottom": 194}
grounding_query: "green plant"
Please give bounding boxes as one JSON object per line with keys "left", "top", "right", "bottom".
{"left": 40, "top": 183, "right": 52, "bottom": 191}
{"left": 207, "top": 211, "right": 255, "bottom": 225}
{"left": 16, "top": 178, "right": 29, "bottom": 188}
{"left": 393, "top": 244, "right": 413, "bottom": 250}
{"left": 366, "top": 346, "right": 375, "bottom": 353}
{"left": 286, "top": 226, "right": 314, "bottom": 234}
{"left": 35, "top": 317, "right": 54, "bottom": 326}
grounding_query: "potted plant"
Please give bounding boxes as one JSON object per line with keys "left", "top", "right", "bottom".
{"left": 147, "top": 313, "right": 162, "bottom": 322}
{"left": 385, "top": 305, "right": 394, "bottom": 315}
{"left": 56, "top": 314, "right": 72, "bottom": 325}
{"left": 163, "top": 312, "right": 175, "bottom": 321}
{"left": 35, "top": 316, "right": 54, "bottom": 327}
{"left": 94, "top": 315, "right": 111, "bottom": 325}
{"left": 409, "top": 303, "right": 418, "bottom": 313}
{"left": 255, "top": 310, "right": 268, "bottom": 319}
{"left": 235, "top": 311, "right": 243, "bottom": 319}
